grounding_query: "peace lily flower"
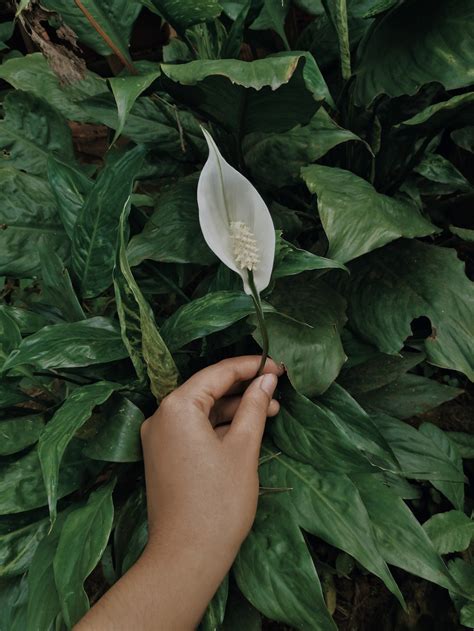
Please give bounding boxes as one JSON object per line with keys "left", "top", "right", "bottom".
{"left": 197, "top": 127, "right": 275, "bottom": 374}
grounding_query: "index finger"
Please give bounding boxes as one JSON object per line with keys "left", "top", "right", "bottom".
{"left": 178, "top": 356, "right": 284, "bottom": 413}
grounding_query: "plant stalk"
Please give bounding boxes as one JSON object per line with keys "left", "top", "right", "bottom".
{"left": 247, "top": 270, "right": 269, "bottom": 377}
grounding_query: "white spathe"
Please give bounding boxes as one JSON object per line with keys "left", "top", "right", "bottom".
{"left": 197, "top": 127, "right": 275, "bottom": 295}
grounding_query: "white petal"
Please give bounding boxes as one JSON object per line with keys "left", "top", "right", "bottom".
{"left": 197, "top": 127, "right": 275, "bottom": 294}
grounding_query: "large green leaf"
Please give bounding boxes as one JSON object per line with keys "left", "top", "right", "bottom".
{"left": 38, "top": 381, "right": 118, "bottom": 521}
{"left": 423, "top": 511, "right": 474, "bottom": 555}
{"left": 71, "top": 145, "right": 146, "bottom": 298}
{"left": 375, "top": 414, "right": 465, "bottom": 483}
{"left": 142, "top": 0, "right": 222, "bottom": 32}
{"left": 26, "top": 510, "right": 70, "bottom": 631}
{"left": 2, "top": 317, "right": 128, "bottom": 372}
{"left": 200, "top": 575, "right": 229, "bottom": 631}
{"left": 354, "top": 474, "right": 466, "bottom": 595}
{"left": 271, "top": 382, "right": 379, "bottom": 473}
{"left": 0, "top": 576, "right": 28, "bottom": 631}
{"left": 161, "top": 53, "right": 333, "bottom": 135}
{"left": 113, "top": 488, "right": 147, "bottom": 576}
{"left": 301, "top": 165, "right": 436, "bottom": 263}
{"left": 53, "top": 480, "right": 115, "bottom": 628}
{"left": 258, "top": 276, "right": 346, "bottom": 396}
{"left": 234, "top": 496, "right": 337, "bottom": 630}
{"left": 0, "top": 306, "right": 50, "bottom": 336}
{"left": 249, "top": 0, "right": 290, "bottom": 49}
{"left": 39, "top": 241, "right": 85, "bottom": 322}
{"left": 0, "top": 515, "right": 50, "bottom": 578}
{"left": 47, "top": 157, "right": 93, "bottom": 240}
{"left": 160, "top": 290, "right": 274, "bottom": 352}
{"left": 0, "top": 440, "right": 97, "bottom": 515}
{"left": 0, "top": 166, "right": 67, "bottom": 277}
{"left": 243, "top": 108, "right": 364, "bottom": 189}
{"left": 418, "top": 423, "right": 465, "bottom": 511}
{"left": 114, "top": 205, "right": 178, "bottom": 401}
{"left": 259, "top": 444, "right": 404, "bottom": 604}
{"left": 354, "top": 0, "right": 474, "bottom": 105}
{"left": 0, "top": 21, "right": 14, "bottom": 50}
{"left": 83, "top": 394, "right": 144, "bottom": 462}
{"left": 41, "top": 0, "right": 142, "bottom": 60}
{"left": 357, "top": 373, "right": 462, "bottom": 419}
{"left": 0, "top": 308, "right": 22, "bottom": 363}
{"left": 322, "top": 0, "right": 351, "bottom": 79}
{"left": 273, "top": 235, "right": 347, "bottom": 280}
{"left": 339, "top": 239, "right": 474, "bottom": 380}
{"left": 0, "top": 54, "right": 105, "bottom": 122}
{"left": 0, "top": 415, "right": 45, "bottom": 456}
{"left": 127, "top": 175, "right": 215, "bottom": 267}
{"left": 0, "top": 91, "right": 75, "bottom": 176}
{"left": 414, "top": 153, "right": 472, "bottom": 195}
{"left": 0, "top": 384, "right": 29, "bottom": 409}
{"left": 109, "top": 70, "right": 161, "bottom": 144}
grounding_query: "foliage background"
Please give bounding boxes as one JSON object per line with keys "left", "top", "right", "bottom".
{"left": 0, "top": 0, "right": 473, "bottom": 629}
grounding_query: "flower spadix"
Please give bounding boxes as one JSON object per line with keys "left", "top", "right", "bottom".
{"left": 197, "top": 127, "right": 275, "bottom": 295}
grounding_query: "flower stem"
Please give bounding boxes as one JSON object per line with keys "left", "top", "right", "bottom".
{"left": 247, "top": 270, "right": 269, "bottom": 377}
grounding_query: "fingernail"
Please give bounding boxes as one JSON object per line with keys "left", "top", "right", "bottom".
{"left": 259, "top": 373, "right": 277, "bottom": 397}
{"left": 278, "top": 362, "right": 286, "bottom": 375}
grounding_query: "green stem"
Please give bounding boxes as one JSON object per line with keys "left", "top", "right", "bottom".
{"left": 247, "top": 270, "right": 269, "bottom": 377}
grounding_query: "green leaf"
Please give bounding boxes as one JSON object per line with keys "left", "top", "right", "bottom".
{"left": 234, "top": 495, "right": 337, "bottom": 630}
{"left": 142, "top": 0, "right": 222, "bottom": 32}
{"left": 0, "top": 21, "right": 14, "bottom": 50}
{"left": 0, "top": 515, "right": 50, "bottom": 578}
{"left": 259, "top": 443, "right": 404, "bottom": 604}
{"left": 72, "top": 145, "right": 146, "bottom": 298}
{"left": 41, "top": 0, "right": 142, "bottom": 60}
{"left": 446, "top": 432, "right": 474, "bottom": 460}
{"left": 26, "top": 510, "right": 70, "bottom": 631}
{"left": 113, "top": 488, "right": 146, "bottom": 576}
{"left": 200, "top": 575, "right": 229, "bottom": 631}
{"left": 354, "top": 474, "right": 465, "bottom": 595}
{"left": 0, "top": 308, "right": 22, "bottom": 362}
{"left": 2, "top": 317, "right": 128, "bottom": 372}
{"left": 83, "top": 394, "right": 144, "bottom": 462}
{"left": 357, "top": 373, "right": 462, "bottom": 419}
{"left": 338, "top": 350, "right": 424, "bottom": 395}
{"left": 0, "top": 440, "right": 97, "bottom": 515}
{"left": 375, "top": 414, "right": 465, "bottom": 483}
{"left": 0, "top": 384, "right": 29, "bottom": 409}
{"left": 0, "top": 576, "right": 28, "bottom": 631}
{"left": 322, "top": 0, "right": 351, "bottom": 79}
{"left": 161, "top": 53, "right": 333, "bottom": 136}
{"left": 38, "top": 381, "right": 118, "bottom": 521}
{"left": 273, "top": 235, "right": 347, "bottom": 280}
{"left": 0, "top": 91, "right": 76, "bottom": 176}
{"left": 109, "top": 70, "right": 161, "bottom": 144}
{"left": 0, "top": 166, "right": 67, "bottom": 278}
{"left": 0, "top": 53, "right": 106, "bottom": 122}
{"left": 221, "top": 585, "right": 262, "bottom": 631}
{"left": 451, "top": 126, "right": 474, "bottom": 153}
{"left": 450, "top": 226, "right": 474, "bottom": 243}
{"left": 259, "top": 276, "right": 346, "bottom": 397}
{"left": 339, "top": 239, "right": 474, "bottom": 380}
{"left": 53, "top": 480, "right": 115, "bottom": 628}
{"left": 448, "top": 558, "right": 474, "bottom": 626}
{"left": 244, "top": 108, "right": 364, "bottom": 189}
{"left": 301, "top": 165, "right": 436, "bottom": 263}
{"left": 161, "top": 290, "right": 274, "bottom": 352}
{"left": 249, "top": 0, "right": 290, "bottom": 50}
{"left": 127, "top": 175, "right": 215, "bottom": 267}
{"left": 272, "top": 382, "right": 378, "bottom": 473}
{"left": 0, "top": 306, "right": 50, "bottom": 336}
{"left": 115, "top": 203, "right": 179, "bottom": 401}
{"left": 423, "top": 511, "right": 474, "bottom": 555}
{"left": 47, "top": 157, "right": 93, "bottom": 240}
{"left": 419, "top": 423, "right": 465, "bottom": 511}
{"left": 0, "top": 415, "right": 45, "bottom": 456}
{"left": 39, "top": 241, "right": 85, "bottom": 322}
{"left": 414, "top": 153, "right": 471, "bottom": 194}
{"left": 354, "top": 0, "right": 474, "bottom": 105}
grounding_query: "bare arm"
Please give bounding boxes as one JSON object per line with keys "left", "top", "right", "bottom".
{"left": 75, "top": 356, "right": 282, "bottom": 631}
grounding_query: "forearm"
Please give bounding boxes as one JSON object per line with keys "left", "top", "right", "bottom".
{"left": 75, "top": 542, "right": 227, "bottom": 631}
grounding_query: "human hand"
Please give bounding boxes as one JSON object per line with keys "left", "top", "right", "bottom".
{"left": 76, "top": 356, "right": 283, "bottom": 631}
{"left": 141, "top": 355, "right": 283, "bottom": 571}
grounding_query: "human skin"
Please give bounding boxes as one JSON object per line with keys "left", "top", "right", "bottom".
{"left": 75, "top": 355, "right": 283, "bottom": 630}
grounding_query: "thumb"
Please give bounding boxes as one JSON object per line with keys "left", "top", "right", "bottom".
{"left": 225, "top": 373, "right": 278, "bottom": 451}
